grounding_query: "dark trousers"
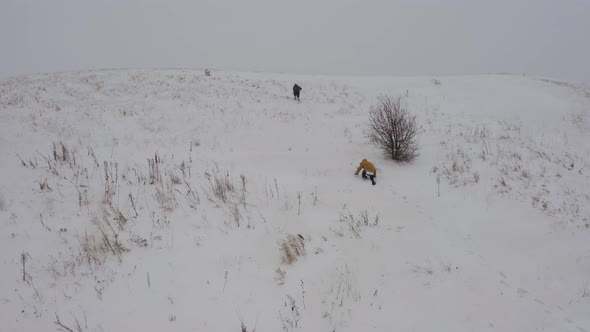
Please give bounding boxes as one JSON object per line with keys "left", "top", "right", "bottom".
{"left": 362, "top": 170, "right": 376, "bottom": 185}
{"left": 294, "top": 91, "right": 300, "bottom": 100}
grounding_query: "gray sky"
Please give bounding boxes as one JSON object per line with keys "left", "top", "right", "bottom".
{"left": 1, "top": 0, "right": 589, "bottom": 82}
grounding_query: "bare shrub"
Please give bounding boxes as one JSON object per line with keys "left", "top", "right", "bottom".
{"left": 280, "top": 241, "right": 296, "bottom": 265}
{"left": 206, "top": 169, "right": 236, "bottom": 205}
{"left": 221, "top": 203, "right": 240, "bottom": 228}
{"left": 53, "top": 141, "right": 75, "bottom": 165}
{"left": 367, "top": 95, "right": 419, "bottom": 162}
{"left": 205, "top": 168, "right": 250, "bottom": 229}
{"left": 77, "top": 210, "right": 129, "bottom": 267}
{"left": 148, "top": 153, "right": 162, "bottom": 185}
{"left": 464, "top": 125, "right": 490, "bottom": 143}
{"left": 78, "top": 232, "right": 107, "bottom": 269}
{"left": 279, "top": 234, "right": 305, "bottom": 265}
{"left": 439, "top": 148, "right": 473, "bottom": 186}
{"left": 279, "top": 295, "right": 301, "bottom": 331}
{"left": 155, "top": 183, "right": 178, "bottom": 212}
{"left": 338, "top": 207, "right": 379, "bottom": 238}
{"left": 205, "top": 167, "right": 247, "bottom": 208}
{"left": 174, "top": 179, "right": 200, "bottom": 209}
{"left": 102, "top": 161, "right": 118, "bottom": 206}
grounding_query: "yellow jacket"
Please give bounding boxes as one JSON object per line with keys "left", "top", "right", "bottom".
{"left": 355, "top": 159, "right": 376, "bottom": 175}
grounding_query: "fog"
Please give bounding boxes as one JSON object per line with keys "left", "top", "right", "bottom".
{"left": 1, "top": 0, "right": 589, "bottom": 81}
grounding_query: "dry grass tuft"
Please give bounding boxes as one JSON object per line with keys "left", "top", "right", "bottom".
{"left": 279, "top": 234, "right": 305, "bottom": 265}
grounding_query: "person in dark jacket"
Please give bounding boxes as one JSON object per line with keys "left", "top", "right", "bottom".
{"left": 293, "top": 84, "right": 302, "bottom": 101}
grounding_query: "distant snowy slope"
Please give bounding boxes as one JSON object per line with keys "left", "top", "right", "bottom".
{"left": 0, "top": 70, "right": 589, "bottom": 331}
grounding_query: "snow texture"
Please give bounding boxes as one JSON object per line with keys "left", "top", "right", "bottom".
{"left": 1, "top": 69, "right": 589, "bottom": 331}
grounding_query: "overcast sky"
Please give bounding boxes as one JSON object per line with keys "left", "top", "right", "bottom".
{"left": 1, "top": 0, "right": 589, "bottom": 81}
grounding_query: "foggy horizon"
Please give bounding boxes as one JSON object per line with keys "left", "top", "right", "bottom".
{"left": 2, "top": 0, "right": 589, "bottom": 82}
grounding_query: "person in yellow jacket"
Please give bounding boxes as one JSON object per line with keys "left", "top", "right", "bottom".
{"left": 354, "top": 159, "right": 377, "bottom": 185}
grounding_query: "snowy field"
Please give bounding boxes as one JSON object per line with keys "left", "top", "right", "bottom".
{"left": 0, "top": 69, "right": 589, "bottom": 331}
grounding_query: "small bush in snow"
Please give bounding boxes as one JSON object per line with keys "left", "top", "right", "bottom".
{"left": 77, "top": 209, "right": 130, "bottom": 268}
{"left": 148, "top": 153, "right": 162, "bottom": 185}
{"left": 368, "top": 95, "right": 419, "bottom": 162}
{"left": 54, "top": 142, "right": 72, "bottom": 163}
{"left": 436, "top": 148, "right": 475, "bottom": 186}
{"left": 206, "top": 169, "right": 236, "bottom": 205}
{"left": 154, "top": 183, "right": 178, "bottom": 212}
{"left": 279, "top": 295, "right": 301, "bottom": 330}
{"left": 205, "top": 167, "right": 247, "bottom": 209}
{"left": 338, "top": 206, "right": 379, "bottom": 238}
{"left": 279, "top": 234, "right": 305, "bottom": 265}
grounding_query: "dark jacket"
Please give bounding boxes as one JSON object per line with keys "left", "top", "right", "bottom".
{"left": 293, "top": 84, "right": 302, "bottom": 93}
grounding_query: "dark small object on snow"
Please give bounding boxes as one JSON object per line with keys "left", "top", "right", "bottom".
{"left": 297, "top": 234, "right": 305, "bottom": 240}
{"left": 293, "top": 84, "right": 302, "bottom": 101}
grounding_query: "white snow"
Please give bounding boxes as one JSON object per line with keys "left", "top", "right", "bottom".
{"left": 0, "top": 69, "right": 589, "bottom": 331}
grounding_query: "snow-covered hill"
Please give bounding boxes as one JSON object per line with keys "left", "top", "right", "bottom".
{"left": 1, "top": 69, "right": 589, "bottom": 331}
